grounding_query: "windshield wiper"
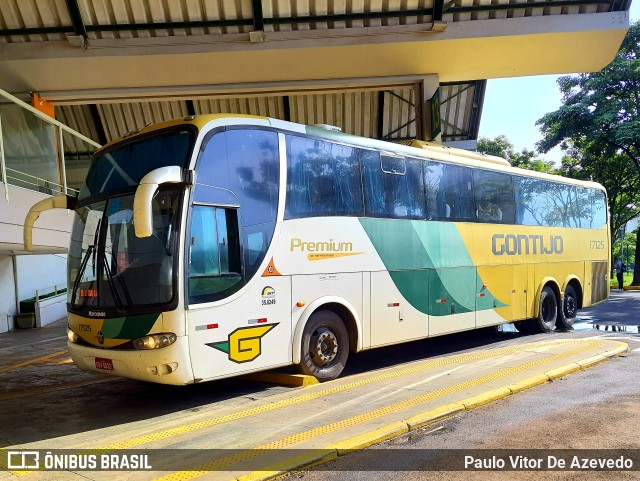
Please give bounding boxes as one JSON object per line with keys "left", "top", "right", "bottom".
{"left": 70, "top": 218, "right": 102, "bottom": 306}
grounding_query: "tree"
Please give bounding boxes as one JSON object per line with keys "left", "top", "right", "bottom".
{"left": 477, "top": 135, "right": 555, "bottom": 173}
{"left": 536, "top": 21, "right": 640, "bottom": 286}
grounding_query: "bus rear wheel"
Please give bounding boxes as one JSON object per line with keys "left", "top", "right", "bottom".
{"left": 300, "top": 310, "right": 349, "bottom": 382}
{"left": 558, "top": 285, "right": 578, "bottom": 329}
{"left": 532, "top": 286, "right": 558, "bottom": 333}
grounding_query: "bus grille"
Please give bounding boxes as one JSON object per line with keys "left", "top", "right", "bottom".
{"left": 591, "top": 261, "right": 609, "bottom": 304}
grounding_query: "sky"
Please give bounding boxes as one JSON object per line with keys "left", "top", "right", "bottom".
{"left": 478, "top": 2, "right": 640, "bottom": 165}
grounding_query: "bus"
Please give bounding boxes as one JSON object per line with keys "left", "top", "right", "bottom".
{"left": 24, "top": 115, "right": 610, "bottom": 385}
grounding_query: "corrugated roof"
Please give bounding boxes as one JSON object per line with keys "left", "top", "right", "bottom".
{"left": 0, "top": 0, "right": 623, "bottom": 43}
{"left": 55, "top": 81, "right": 479, "bottom": 154}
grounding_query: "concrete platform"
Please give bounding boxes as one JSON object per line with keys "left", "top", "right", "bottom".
{"left": 0, "top": 317, "right": 629, "bottom": 481}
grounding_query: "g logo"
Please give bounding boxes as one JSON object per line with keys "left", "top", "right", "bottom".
{"left": 208, "top": 324, "right": 278, "bottom": 363}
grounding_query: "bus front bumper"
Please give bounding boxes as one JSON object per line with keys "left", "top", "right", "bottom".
{"left": 67, "top": 336, "right": 194, "bottom": 385}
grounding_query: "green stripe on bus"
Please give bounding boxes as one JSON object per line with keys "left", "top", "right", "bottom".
{"left": 359, "top": 218, "right": 506, "bottom": 315}
{"left": 101, "top": 313, "right": 160, "bottom": 339}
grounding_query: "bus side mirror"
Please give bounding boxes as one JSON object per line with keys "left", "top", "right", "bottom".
{"left": 133, "top": 166, "right": 192, "bottom": 238}
{"left": 24, "top": 194, "right": 76, "bottom": 252}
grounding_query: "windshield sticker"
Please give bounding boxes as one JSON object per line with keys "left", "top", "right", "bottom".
{"left": 207, "top": 323, "right": 278, "bottom": 364}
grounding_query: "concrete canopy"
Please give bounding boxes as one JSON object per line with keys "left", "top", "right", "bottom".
{"left": 0, "top": 1, "right": 631, "bottom": 145}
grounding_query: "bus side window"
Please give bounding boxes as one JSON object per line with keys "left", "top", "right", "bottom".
{"left": 188, "top": 205, "right": 243, "bottom": 304}
{"left": 425, "top": 162, "right": 474, "bottom": 222}
{"left": 362, "top": 151, "right": 424, "bottom": 220}
{"left": 590, "top": 190, "right": 607, "bottom": 229}
{"left": 285, "top": 135, "right": 363, "bottom": 218}
{"left": 473, "top": 170, "right": 515, "bottom": 224}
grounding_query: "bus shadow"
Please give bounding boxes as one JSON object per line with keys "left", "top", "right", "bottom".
{"left": 343, "top": 327, "right": 527, "bottom": 377}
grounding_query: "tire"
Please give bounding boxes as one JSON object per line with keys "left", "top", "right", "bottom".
{"left": 558, "top": 285, "right": 578, "bottom": 329}
{"left": 532, "top": 286, "right": 558, "bottom": 333}
{"left": 299, "top": 310, "right": 349, "bottom": 382}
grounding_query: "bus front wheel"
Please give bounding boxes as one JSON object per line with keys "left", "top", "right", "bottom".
{"left": 300, "top": 310, "right": 349, "bottom": 382}
{"left": 533, "top": 286, "right": 558, "bottom": 333}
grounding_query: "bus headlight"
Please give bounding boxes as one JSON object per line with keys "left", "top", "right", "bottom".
{"left": 133, "top": 333, "right": 177, "bottom": 350}
{"left": 67, "top": 329, "right": 79, "bottom": 344}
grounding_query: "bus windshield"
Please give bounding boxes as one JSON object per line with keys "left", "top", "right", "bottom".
{"left": 78, "top": 128, "right": 195, "bottom": 201}
{"left": 68, "top": 188, "right": 181, "bottom": 312}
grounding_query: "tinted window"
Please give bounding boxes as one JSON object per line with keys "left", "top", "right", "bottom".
{"left": 285, "top": 136, "right": 363, "bottom": 218}
{"left": 514, "top": 177, "right": 547, "bottom": 226}
{"left": 197, "top": 129, "right": 280, "bottom": 285}
{"left": 80, "top": 129, "right": 194, "bottom": 200}
{"left": 362, "top": 151, "right": 425, "bottom": 220}
{"left": 188, "top": 206, "right": 243, "bottom": 304}
{"left": 424, "top": 161, "right": 474, "bottom": 222}
{"left": 473, "top": 170, "right": 515, "bottom": 224}
{"left": 573, "top": 187, "right": 592, "bottom": 228}
{"left": 226, "top": 130, "right": 280, "bottom": 227}
{"left": 515, "top": 178, "right": 606, "bottom": 229}
{"left": 590, "top": 189, "right": 607, "bottom": 229}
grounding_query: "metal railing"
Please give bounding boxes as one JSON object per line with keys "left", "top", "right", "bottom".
{"left": 5, "top": 167, "right": 80, "bottom": 196}
{"left": 35, "top": 284, "right": 66, "bottom": 302}
{"left": 0, "top": 87, "right": 101, "bottom": 202}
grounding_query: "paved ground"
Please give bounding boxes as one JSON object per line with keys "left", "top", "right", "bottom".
{"left": 0, "top": 291, "right": 637, "bottom": 481}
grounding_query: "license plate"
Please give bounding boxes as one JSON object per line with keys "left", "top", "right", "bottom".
{"left": 95, "top": 357, "right": 114, "bottom": 371}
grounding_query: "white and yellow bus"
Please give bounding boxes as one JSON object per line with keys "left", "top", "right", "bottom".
{"left": 25, "top": 115, "right": 610, "bottom": 385}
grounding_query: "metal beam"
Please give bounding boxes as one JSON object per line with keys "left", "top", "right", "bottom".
{"left": 377, "top": 91, "right": 385, "bottom": 139}
{"left": 446, "top": 0, "right": 606, "bottom": 14}
{"left": 283, "top": 96, "right": 291, "bottom": 122}
{"left": 88, "top": 105, "right": 107, "bottom": 145}
{"left": 263, "top": 9, "right": 434, "bottom": 25}
{"left": 64, "top": 0, "right": 88, "bottom": 41}
{"left": 468, "top": 80, "right": 486, "bottom": 140}
{"left": 433, "top": 0, "right": 445, "bottom": 21}
{"left": 0, "top": 26, "right": 72, "bottom": 36}
{"left": 185, "top": 100, "right": 196, "bottom": 116}
{"left": 84, "top": 19, "right": 252, "bottom": 33}
{"left": 252, "top": 0, "right": 265, "bottom": 31}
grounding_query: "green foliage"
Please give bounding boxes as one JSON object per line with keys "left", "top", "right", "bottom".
{"left": 612, "top": 229, "right": 636, "bottom": 266}
{"left": 477, "top": 135, "right": 555, "bottom": 173}
{"left": 536, "top": 22, "right": 640, "bottom": 284}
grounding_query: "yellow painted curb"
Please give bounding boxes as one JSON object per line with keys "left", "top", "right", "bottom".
{"left": 545, "top": 363, "right": 582, "bottom": 380}
{"left": 622, "top": 286, "right": 640, "bottom": 291}
{"left": 330, "top": 421, "right": 409, "bottom": 454}
{"left": 576, "top": 354, "right": 607, "bottom": 369}
{"left": 601, "top": 342, "right": 631, "bottom": 358}
{"left": 235, "top": 449, "right": 338, "bottom": 481}
{"left": 507, "top": 373, "right": 550, "bottom": 394}
{"left": 461, "top": 387, "right": 512, "bottom": 410}
{"left": 404, "top": 403, "right": 466, "bottom": 430}
{"left": 242, "top": 372, "right": 319, "bottom": 387}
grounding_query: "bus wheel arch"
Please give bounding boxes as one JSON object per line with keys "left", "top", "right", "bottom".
{"left": 292, "top": 297, "right": 361, "bottom": 366}
{"left": 531, "top": 280, "right": 561, "bottom": 333}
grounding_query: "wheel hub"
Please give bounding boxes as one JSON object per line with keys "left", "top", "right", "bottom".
{"left": 313, "top": 328, "right": 338, "bottom": 365}
{"left": 566, "top": 296, "right": 577, "bottom": 317}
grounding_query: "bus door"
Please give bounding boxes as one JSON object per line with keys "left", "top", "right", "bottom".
{"left": 185, "top": 203, "right": 292, "bottom": 381}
